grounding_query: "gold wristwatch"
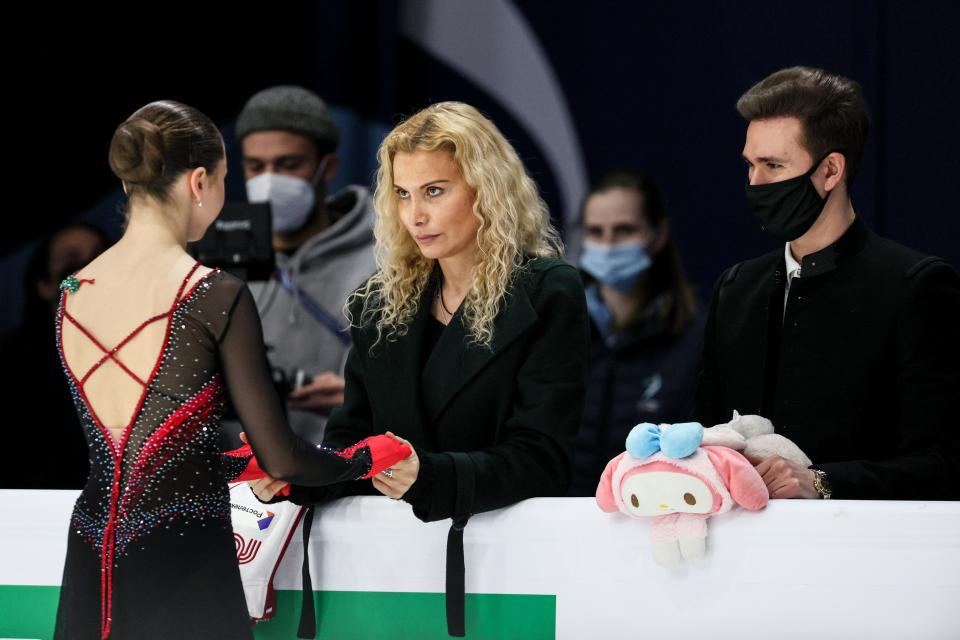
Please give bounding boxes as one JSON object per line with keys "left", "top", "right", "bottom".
{"left": 811, "top": 468, "right": 832, "bottom": 499}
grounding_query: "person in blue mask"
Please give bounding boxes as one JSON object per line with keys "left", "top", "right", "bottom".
{"left": 568, "top": 169, "right": 705, "bottom": 496}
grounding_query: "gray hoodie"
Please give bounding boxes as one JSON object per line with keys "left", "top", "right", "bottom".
{"left": 245, "top": 184, "right": 377, "bottom": 443}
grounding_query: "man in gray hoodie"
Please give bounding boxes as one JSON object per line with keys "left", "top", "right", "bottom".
{"left": 235, "top": 85, "right": 377, "bottom": 443}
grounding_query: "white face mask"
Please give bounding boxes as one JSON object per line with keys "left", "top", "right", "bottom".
{"left": 245, "top": 157, "right": 328, "bottom": 233}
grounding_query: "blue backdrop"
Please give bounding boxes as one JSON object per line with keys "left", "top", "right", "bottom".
{"left": 3, "top": 1, "right": 958, "bottom": 330}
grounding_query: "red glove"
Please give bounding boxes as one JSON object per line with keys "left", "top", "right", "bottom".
{"left": 222, "top": 444, "right": 291, "bottom": 496}
{"left": 336, "top": 434, "right": 413, "bottom": 479}
{"left": 223, "top": 434, "right": 411, "bottom": 486}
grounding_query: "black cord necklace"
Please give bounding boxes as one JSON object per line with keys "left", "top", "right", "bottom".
{"left": 436, "top": 271, "right": 454, "bottom": 316}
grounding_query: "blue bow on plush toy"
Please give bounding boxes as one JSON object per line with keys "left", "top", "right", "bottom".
{"left": 625, "top": 422, "right": 704, "bottom": 459}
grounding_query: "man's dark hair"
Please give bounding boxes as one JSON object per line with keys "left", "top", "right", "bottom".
{"left": 737, "top": 66, "right": 870, "bottom": 188}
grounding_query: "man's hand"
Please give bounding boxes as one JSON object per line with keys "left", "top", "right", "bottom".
{"left": 288, "top": 371, "right": 345, "bottom": 413}
{"left": 754, "top": 455, "right": 819, "bottom": 499}
{"left": 371, "top": 432, "right": 420, "bottom": 499}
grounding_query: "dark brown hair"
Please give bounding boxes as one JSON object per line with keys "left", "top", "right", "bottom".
{"left": 736, "top": 66, "right": 870, "bottom": 187}
{"left": 109, "top": 100, "right": 224, "bottom": 207}
{"left": 580, "top": 169, "right": 698, "bottom": 336}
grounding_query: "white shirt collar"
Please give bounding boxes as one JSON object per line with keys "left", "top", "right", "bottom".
{"left": 784, "top": 243, "right": 802, "bottom": 285}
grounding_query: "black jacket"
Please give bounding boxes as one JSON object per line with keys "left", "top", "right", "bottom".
{"left": 692, "top": 216, "right": 960, "bottom": 499}
{"left": 282, "top": 256, "right": 591, "bottom": 520}
{"left": 568, "top": 285, "right": 705, "bottom": 497}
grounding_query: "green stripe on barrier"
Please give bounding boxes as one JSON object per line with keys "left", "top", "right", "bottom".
{"left": 0, "top": 585, "right": 60, "bottom": 639}
{"left": 0, "top": 586, "right": 555, "bottom": 640}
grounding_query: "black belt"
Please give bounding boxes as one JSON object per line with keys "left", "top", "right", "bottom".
{"left": 297, "top": 505, "right": 317, "bottom": 638}
{"left": 296, "top": 452, "right": 476, "bottom": 638}
{"left": 446, "top": 452, "right": 476, "bottom": 637}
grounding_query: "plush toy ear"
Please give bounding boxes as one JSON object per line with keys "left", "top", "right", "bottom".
{"left": 743, "top": 433, "right": 812, "bottom": 468}
{"left": 733, "top": 413, "right": 775, "bottom": 439}
{"left": 701, "top": 425, "right": 746, "bottom": 450}
{"left": 596, "top": 452, "right": 627, "bottom": 513}
{"left": 703, "top": 446, "right": 769, "bottom": 511}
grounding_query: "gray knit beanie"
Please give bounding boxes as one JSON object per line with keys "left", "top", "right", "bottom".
{"left": 235, "top": 85, "right": 340, "bottom": 149}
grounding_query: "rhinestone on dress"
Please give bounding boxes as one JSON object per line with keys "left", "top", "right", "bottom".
{"left": 60, "top": 275, "right": 80, "bottom": 293}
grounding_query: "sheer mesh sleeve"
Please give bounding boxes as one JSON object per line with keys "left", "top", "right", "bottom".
{"left": 214, "top": 275, "right": 372, "bottom": 484}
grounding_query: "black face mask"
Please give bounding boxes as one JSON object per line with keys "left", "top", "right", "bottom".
{"left": 745, "top": 153, "right": 833, "bottom": 242}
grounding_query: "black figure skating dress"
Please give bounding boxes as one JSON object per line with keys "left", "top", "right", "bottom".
{"left": 52, "top": 260, "right": 388, "bottom": 639}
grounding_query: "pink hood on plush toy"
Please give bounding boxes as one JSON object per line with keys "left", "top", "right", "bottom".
{"left": 596, "top": 446, "right": 768, "bottom": 517}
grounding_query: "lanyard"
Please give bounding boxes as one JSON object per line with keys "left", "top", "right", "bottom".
{"left": 274, "top": 267, "right": 352, "bottom": 346}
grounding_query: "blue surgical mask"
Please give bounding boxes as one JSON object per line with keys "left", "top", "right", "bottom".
{"left": 578, "top": 239, "right": 651, "bottom": 290}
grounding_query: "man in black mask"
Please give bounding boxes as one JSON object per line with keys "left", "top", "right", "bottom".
{"left": 692, "top": 66, "right": 960, "bottom": 500}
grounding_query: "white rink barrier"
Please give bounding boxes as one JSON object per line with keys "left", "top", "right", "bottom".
{"left": 2, "top": 491, "right": 959, "bottom": 639}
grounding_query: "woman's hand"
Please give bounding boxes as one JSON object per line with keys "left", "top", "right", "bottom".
{"left": 248, "top": 475, "right": 290, "bottom": 501}
{"left": 371, "top": 432, "right": 419, "bottom": 499}
{"left": 239, "top": 431, "right": 290, "bottom": 501}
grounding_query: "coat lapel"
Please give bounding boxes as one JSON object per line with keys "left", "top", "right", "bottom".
{"left": 755, "top": 258, "right": 786, "bottom": 414}
{"left": 421, "top": 281, "right": 538, "bottom": 424}
{"left": 378, "top": 271, "right": 539, "bottom": 431}
{"left": 378, "top": 287, "right": 432, "bottom": 439}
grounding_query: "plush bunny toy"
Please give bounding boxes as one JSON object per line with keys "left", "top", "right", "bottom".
{"left": 596, "top": 422, "right": 769, "bottom": 567}
{"left": 707, "top": 410, "right": 812, "bottom": 467}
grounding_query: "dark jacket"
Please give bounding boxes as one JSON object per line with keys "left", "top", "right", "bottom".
{"left": 568, "top": 283, "right": 705, "bottom": 497}
{"left": 692, "top": 216, "right": 960, "bottom": 499}
{"left": 282, "top": 255, "right": 591, "bottom": 520}
{"left": 0, "top": 320, "right": 89, "bottom": 488}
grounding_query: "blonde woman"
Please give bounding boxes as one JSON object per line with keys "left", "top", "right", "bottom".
{"left": 254, "top": 101, "right": 589, "bottom": 633}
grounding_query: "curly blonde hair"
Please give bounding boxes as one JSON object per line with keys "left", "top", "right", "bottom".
{"left": 346, "top": 101, "right": 563, "bottom": 353}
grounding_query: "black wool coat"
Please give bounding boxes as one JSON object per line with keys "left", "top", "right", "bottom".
{"left": 282, "top": 255, "right": 591, "bottom": 520}
{"left": 692, "top": 217, "right": 960, "bottom": 499}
